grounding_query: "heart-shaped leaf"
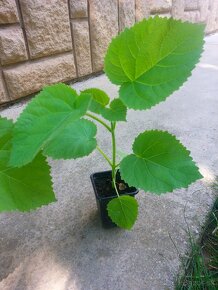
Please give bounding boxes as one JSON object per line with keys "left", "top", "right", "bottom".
{"left": 104, "top": 16, "right": 204, "bottom": 110}
{"left": 120, "top": 130, "right": 202, "bottom": 193}
{"left": 107, "top": 195, "right": 138, "bottom": 230}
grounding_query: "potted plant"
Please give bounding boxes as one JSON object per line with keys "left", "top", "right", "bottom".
{"left": 0, "top": 16, "right": 204, "bottom": 230}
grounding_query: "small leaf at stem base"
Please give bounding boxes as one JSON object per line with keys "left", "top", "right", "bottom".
{"left": 107, "top": 195, "right": 138, "bottom": 230}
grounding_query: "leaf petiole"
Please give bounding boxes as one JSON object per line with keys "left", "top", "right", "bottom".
{"left": 85, "top": 113, "right": 111, "bottom": 132}
{"left": 111, "top": 121, "right": 116, "bottom": 181}
{"left": 96, "top": 146, "right": 113, "bottom": 167}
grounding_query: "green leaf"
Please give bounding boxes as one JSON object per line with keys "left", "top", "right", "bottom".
{"left": 107, "top": 195, "right": 138, "bottom": 230}
{"left": 43, "top": 119, "right": 97, "bottom": 159}
{"left": 120, "top": 130, "right": 202, "bottom": 194}
{"left": 0, "top": 117, "right": 13, "bottom": 138}
{"left": 9, "top": 83, "right": 93, "bottom": 167}
{"left": 0, "top": 117, "right": 56, "bottom": 212}
{"left": 104, "top": 16, "right": 204, "bottom": 110}
{"left": 82, "top": 88, "right": 110, "bottom": 114}
{"left": 101, "top": 98, "right": 127, "bottom": 121}
{"left": 82, "top": 88, "right": 127, "bottom": 121}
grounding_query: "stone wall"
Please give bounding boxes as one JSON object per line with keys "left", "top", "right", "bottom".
{"left": 0, "top": 0, "right": 218, "bottom": 105}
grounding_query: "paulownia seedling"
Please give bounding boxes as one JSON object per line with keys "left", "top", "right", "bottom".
{"left": 0, "top": 17, "right": 204, "bottom": 229}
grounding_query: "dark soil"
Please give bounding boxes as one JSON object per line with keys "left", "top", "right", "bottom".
{"left": 92, "top": 170, "right": 137, "bottom": 198}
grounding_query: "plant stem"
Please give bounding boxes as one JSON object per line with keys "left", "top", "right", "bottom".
{"left": 96, "top": 146, "right": 113, "bottom": 167}
{"left": 113, "top": 171, "right": 120, "bottom": 197}
{"left": 111, "top": 121, "right": 120, "bottom": 197}
{"left": 85, "top": 113, "right": 111, "bottom": 132}
{"left": 111, "top": 122, "right": 116, "bottom": 181}
{"left": 87, "top": 115, "right": 119, "bottom": 197}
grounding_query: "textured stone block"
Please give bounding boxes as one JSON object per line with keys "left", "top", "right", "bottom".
{"left": 172, "top": 0, "right": 184, "bottom": 19}
{"left": 70, "top": 0, "right": 88, "bottom": 18}
{"left": 0, "top": 0, "right": 18, "bottom": 24}
{"left": 199, "top": 0, "right": 209, "bottom": 22}
{"left": 135, "top": 0, "right": 150, "bottom": 21}
{"left": 119, "top": 0, "right": 135, "bottom": 31}
{"left": 72, "top": 20, "right": 92, "bottom": 77}
{"left": 0, "top": 26, "right": 28, "bottom": 66}
{"left": 150, "top": 0, "right": 172, "bottom": 13}
{"left": 184, "top": 0, "right": 199, "bottom": 11}
{"left": 0, "top": 73, "right": 9, "bottom": 103}
{"left": 184, "top": 11, "right": 201, "bottom": 23}
{"left": 89, "top": 0, "right": 118, "bottom": 72}
{"left": 3, "top": 53, "right": 76, "bottom": 100}
{"left": 19, "top": 0, "right": 72, "bottom": 59}
{"left": 206, "top": 1, "right": 218, "bottom": 33}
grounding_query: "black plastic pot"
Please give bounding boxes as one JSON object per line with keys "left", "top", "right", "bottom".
{"left": 90, "top": 170, "right": 139, "bottom": 228}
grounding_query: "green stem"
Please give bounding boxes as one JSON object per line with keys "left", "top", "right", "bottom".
{"left": 96, "top": 146, "right": 113, "bottom": 167}
{"left": 111, "top": 121, "right": 120, "bottom": 197}
{"left": 113, "top": 170, "right": 120, "bottom": 197}
{"left": 111, "top": 122, "right": 116, "bottom": 181}
{"left": 87, "top": 115, "right": 119, "bottom": 197}
{"left": 85, "top": 113, "right": 111, "bottom": 132}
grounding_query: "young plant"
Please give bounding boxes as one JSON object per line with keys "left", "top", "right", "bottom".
{"left": 0, "top": 17, "right": 204, "bottom": 229}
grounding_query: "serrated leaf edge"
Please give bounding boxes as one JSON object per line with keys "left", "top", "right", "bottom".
{"left": 0, "top": 155, "right": 57, "bottom": 213}
{"left": 120, "top": 129, "right": 203, "bottom": 194}
{"left": 104, "top": 16, "right": 205, "bottom": 111}
{"left": 107, "top": 195, "right": 139, "bottom": 230}
{"left": 9, "top": 84, "right": 91, "bottom": 167}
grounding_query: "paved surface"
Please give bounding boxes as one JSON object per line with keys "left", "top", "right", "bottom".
{"left": 0, "top": 34, "right": 218, "bottom": 290}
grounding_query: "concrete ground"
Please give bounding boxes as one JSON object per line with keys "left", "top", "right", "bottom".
{"left": 0, "top": 34, "right": 217, "bottom": 290}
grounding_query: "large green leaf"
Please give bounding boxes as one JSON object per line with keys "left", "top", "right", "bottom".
{"left": 101, "top": 98, "right": 127, "bottom": 121}
{"left": 43, "top": 119, "right": 97, "bottom": 159}
{"left": 10, "top": 83, "right": 95, "bottom": 167}
{"left": 82, "top": 88, "right": 110, "bottom": 114}
{"left": 104, "top": 16, "right": 204, "bottom": 110}
{"left": 0, "top": 117, "right": 56, "bottom": 211}
{"left": 107, "top": 195, "right": 138, "bottom": 230}
{"left": 120, "top": 130, "right": 202, "bottom": 194}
